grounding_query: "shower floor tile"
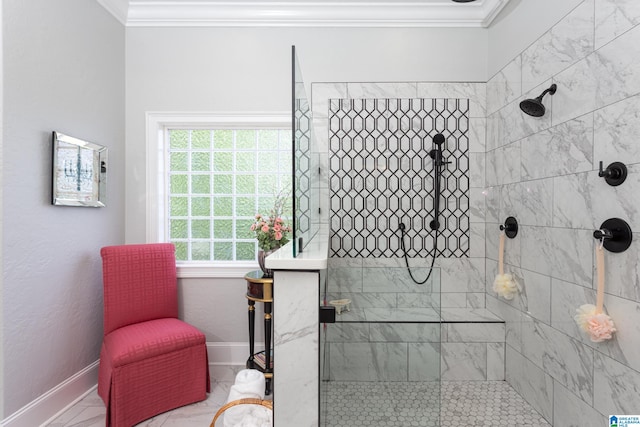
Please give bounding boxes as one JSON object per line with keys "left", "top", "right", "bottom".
{"left": 323, "top": 381, "right": 551, "bottom": 427}
{"left": 324, "top": 381, "right": 441, "bottom": 427}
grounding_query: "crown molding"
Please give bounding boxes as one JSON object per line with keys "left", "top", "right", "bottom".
{"left": 97, "top": 0, "right": 511, "bottom": 28}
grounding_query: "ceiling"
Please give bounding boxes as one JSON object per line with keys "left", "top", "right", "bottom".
{"left": 97, "top": 0, "right": 512, "bottom": 28}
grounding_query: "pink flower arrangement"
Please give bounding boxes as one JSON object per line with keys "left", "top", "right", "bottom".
{"left": 251, "top": 214, "right": 292, "bottom": 251}
{"left": 250, "top": 192, "right": 292, "bottom": 252}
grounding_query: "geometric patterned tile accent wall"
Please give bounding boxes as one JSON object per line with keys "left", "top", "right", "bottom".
{"left": 294, "top": 98, "right": 311, "bottom": 238}
{"left": 329, "top": 98, "right": 469, "bottom": 258}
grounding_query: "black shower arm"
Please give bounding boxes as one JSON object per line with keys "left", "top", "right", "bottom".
{"left": 536, "top": 84, "right": 557, "bottom": 101}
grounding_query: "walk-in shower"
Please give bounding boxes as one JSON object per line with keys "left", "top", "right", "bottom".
{"left": 321, "top": 96, "right": 473, "bottom": 427}
{"left": 316, "top": 91, "right": 546, "bottom": 426}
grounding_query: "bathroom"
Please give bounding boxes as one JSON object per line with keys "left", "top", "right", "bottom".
{"left": 3, "top": 0, "right": 640, "bottom": 426}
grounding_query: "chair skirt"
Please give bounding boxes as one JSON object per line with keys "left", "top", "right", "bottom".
{"left": 98, "top": 318, "right": 210, "bottom": 427}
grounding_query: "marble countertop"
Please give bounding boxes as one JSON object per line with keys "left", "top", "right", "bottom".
{"left": 265, "top": 227, "right": 329, "bottom": 270}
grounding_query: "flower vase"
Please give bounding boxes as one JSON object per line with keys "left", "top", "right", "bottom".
{"left": 257, "top": 249, "right": 276, "bottom": 278}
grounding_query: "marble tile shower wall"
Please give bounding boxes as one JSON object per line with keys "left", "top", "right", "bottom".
{"left": 312, "top": 82, "right": 487, "bottom": 309}
{"left": 485, "top": 0, "right": 640, "bottom": 425}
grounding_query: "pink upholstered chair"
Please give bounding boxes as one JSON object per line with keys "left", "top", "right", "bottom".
{"left": 98, "top": 243, "right": 210, "bottom": 427}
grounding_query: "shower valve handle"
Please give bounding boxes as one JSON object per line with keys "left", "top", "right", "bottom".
{"left": 598, "top": 161, "right": 619, "bottom": 178}
{"left": 598, "top": 161, "right": 627, "bottom": 186}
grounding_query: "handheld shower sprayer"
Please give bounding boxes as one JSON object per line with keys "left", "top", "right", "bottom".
{"left": 399, "top": 133, "right": 449, "bottom": 286}
{"left": 429, "top": 133, "right": 446, "bottom": 167}
{"left": 428, "top": 133, "right": 449, "bottom": 230}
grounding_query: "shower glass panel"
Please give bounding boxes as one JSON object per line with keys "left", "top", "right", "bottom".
{"left": 291, "top": 45, "right": 320, "bottom": 256}
{"left": 320, "top": 266, "right": 442, "bottom": 427}
{"left": 318, "top": 94, "right": 468, "bottom": 427}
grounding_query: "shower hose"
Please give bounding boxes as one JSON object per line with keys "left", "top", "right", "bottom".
{"left": 399, "top": 222, "right": 438, "bottom": 285}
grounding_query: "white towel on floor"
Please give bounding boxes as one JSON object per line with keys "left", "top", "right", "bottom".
{"left": 234, "top": 406, "right": 272, "bottom": 427}
{"left": 224, "top": 369, "right": 270, "bottom": 427}
{"left": 227, "top": 368, "right": 266, "bottom": 401}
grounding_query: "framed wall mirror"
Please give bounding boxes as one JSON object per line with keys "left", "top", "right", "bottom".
{"left": 52, "top": 131, "right": 107, "bottom": 207}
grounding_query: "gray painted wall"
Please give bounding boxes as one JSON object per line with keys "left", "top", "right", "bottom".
{"left": 2, "top": 0, "right": 124, "bottom": 417}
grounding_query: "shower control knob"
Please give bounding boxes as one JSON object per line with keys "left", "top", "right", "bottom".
{"left": 598, "top": 161, "right": 627, "bottom": 186}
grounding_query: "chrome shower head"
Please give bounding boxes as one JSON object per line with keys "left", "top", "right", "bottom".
{"left": 519, "top": 84, "right": 557, "bottom": 117}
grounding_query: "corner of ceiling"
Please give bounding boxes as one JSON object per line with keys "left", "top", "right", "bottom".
{"left": 96, "top": 0, "right": 129, "bottom": 26}
{"left": 481, "top": 0, "right": 511, "bottom": 27}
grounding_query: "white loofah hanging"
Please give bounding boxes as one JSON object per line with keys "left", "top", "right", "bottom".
{"left": 574, "top": 244, "right": 616, "bottom": 342}
{"left": 493, "top": 230, "right": 519, "bottom": 300}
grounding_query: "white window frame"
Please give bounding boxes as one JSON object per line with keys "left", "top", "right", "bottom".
{"left": 146, "top": 112, "right": 291, "bottom": 278}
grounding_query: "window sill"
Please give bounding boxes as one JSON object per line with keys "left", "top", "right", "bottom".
{"left": 176, "top": 262, "right": 260, "bottom": 278}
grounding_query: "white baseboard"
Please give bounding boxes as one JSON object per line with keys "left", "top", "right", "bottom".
{"left": 0, "top": 342, "right": 254, "bottom": 427}
{"left": 207, "top": 341, "right": 264, "bottom": 366}
{"left": 0, "top": 361, "right": 98, "bottom": 427}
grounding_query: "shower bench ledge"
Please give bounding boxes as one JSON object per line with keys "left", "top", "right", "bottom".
{"left": 333, "top": 307, "right": 504, "bottom": 324}
{"left": 326, "top": 308, "right": 507, "bottom": 381}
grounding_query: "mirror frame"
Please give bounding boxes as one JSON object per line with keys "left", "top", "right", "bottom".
{"left": 52, "top": 131, "right": 107, "bottom": 207}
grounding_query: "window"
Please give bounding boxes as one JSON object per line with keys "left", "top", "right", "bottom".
{"left": 147, "top": 113, "right": 291, "bottom": 277}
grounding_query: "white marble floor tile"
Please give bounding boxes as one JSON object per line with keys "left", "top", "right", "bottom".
{"left": 46, "top": 379, "right": 238, "bottom": 427}
{"left": 49, "top": 379, "right": 549, "bottom": 427}
{"left": 47, "top": 405, "right": 106, "bottom": 427}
